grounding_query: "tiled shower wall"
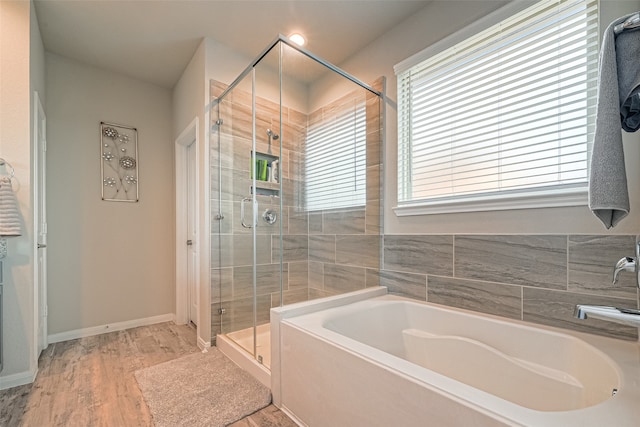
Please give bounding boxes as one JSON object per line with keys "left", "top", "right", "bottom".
{"left": 379, "top": 234, "right": 639, "bottom": 341}
{"left": 210, "top": 78, "right": 382, "bottom": 340}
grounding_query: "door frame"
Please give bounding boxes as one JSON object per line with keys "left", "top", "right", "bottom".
{"left": 175, "top": 117, "right": 199, "bottom": 326}
{"left": 32, "top": 91, "right": 47, "bottom": 359}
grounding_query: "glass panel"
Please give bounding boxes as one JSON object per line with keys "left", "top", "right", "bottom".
{"left": 251, "top": 44, "right": 283, "bottom": 368}
{"left": 278, "top": 43, "right": 315, "bottom": 307}
{"left": 280, "top": 42, "right": 384, "bottom": 304}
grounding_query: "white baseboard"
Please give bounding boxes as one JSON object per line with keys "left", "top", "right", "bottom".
{"left": 0, "top": 368, "right": 38, "bottom": 390}
{"left": 47, "top": 313, "right": 176, "bottom": 344}
{"left": 197, "top": 336, "right": 211, "bottom": 352}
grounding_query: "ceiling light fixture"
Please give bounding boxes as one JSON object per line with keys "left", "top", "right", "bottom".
{"left": 288, "top": 33, "right": 306, "bottom": 46}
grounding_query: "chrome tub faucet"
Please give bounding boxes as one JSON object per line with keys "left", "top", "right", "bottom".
{"left": 574, "top": 305, "right": 640, "bottom": 328}
{"left": 574, "top": 236, "right": 640, "bottom": 327}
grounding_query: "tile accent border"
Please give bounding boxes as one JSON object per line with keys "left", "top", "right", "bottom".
{"left": 382, "top": 234, "right": 639, "bottom": 341}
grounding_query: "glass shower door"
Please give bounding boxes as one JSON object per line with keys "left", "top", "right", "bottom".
{"left": 212, "top": 46, "right": 283, "bottom": 368}
{"left": 212, "top": 71, "right": 258, "bottom": 360}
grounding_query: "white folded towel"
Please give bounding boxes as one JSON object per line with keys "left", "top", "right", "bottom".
{"left": 0, "top": 177, "right": 22, "bottom": 236}
{"left": 589, "top": 12, "right": 640, "bottom": 229}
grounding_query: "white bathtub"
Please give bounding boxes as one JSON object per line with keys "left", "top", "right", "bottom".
{"left": 270, "top": 288, "right": 640, "bottom": 426}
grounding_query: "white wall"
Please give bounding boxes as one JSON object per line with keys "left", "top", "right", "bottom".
{"left": 30, "top": 3, "right": 45, "bottom": 106}
{"left": 173, "top": 40, "right": 205, "bottom": 143}
{"left": 0, "top": 0, "right": 43, "bottom": 387}
{"left": 318, "top": 0, "right": 640, "bottom": 235}
{"left": 205, "top": 39, "right": 254, "bottom": 93}
{"left": 172, "top": 39, "right": 209, "bottom": 346}
{"left": 45, "top": 53, "right": 174, "bottom": 335}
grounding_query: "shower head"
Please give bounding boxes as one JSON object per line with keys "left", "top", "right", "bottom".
{"left": 266, "top": 129, "right": 279, "bottom": 140}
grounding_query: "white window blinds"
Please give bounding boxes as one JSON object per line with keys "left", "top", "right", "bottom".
{"left": 306, "top": 100, "right": 367, "bottom": 211}
{"left": 396, "top": 0, "right": 598, "bottom": 212}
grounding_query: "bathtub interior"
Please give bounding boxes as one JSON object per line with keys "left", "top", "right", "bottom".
{"left": 321, "top": 299, "right": 620, "bottom": 411}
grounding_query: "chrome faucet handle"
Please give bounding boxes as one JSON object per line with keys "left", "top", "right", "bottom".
{"left": 609, "top": 236, "right": 640, "bottom": 288}
{"left": 613, "top": 256, "right": 636, "bottom": 284}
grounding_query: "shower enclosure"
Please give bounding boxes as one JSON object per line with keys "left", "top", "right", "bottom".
{"left": 210, "top": 35, "right": 383, "bottom": 370}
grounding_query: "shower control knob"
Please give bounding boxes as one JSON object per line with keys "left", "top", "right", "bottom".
{"left": 262, "top": 209, "right": 277, "bottom": 225}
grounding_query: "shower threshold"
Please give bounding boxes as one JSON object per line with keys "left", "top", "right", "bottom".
{"left": 217, "top": 323, "right": 272, "bottom": 389}
{"left": 227, "top": 323, "right": 271, "bottom": 369}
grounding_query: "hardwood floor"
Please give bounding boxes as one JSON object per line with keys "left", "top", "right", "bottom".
{"left": 0, "top": 322, "right": 296, "bottom": 427}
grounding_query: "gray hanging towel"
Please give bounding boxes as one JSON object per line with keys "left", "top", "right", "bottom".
{"left": 619, "top": 19, "right": 640, "bottom": 132}
{"left": 589, "top": 12, "right": 640, "bottom": 229}
{"left": 0, "top": 177, "right": 21, "bottom": 236}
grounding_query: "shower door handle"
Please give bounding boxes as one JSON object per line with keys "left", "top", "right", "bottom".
{"left": 240, "top": 197, "right": 256, "bottom": 228}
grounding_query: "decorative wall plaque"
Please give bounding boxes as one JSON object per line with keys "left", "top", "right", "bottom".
{"left": 100, "top": 122, "right": 139, "bottom": 202}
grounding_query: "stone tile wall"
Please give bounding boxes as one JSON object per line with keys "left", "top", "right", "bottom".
{"left": 380, "top": 234, "right": 639, "bottom": 340}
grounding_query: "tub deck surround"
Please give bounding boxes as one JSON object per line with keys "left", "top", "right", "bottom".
{"left": 381, "top": 234, "right": 640, "bottom": 341}
{"left": 271, "top": 289, "right": 640, "bottom": 427}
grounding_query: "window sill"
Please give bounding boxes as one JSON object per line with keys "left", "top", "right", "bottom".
{"left": 393, "top": 187, "right": 588, "bottom": 216}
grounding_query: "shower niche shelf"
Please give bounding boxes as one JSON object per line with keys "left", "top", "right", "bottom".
{"left": 251, "top": 182, "right": 279, "bottom": 197}
{"left": 251, "top": 151, "right": 280, "bottom": 197}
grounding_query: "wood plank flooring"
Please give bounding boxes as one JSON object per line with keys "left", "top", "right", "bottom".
{"left": 0, "top": 322, "right": 296, "bottom": 427}
{"left": 229, "top": 404, "right": 298, "bottom": 427}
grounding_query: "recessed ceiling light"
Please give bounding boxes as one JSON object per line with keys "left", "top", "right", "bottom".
{"left": 289, "top": 33, "right": 306, "bottom": 46}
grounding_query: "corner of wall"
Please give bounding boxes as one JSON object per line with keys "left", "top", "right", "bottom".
{"left": 172, "top": 37, "right": 211, "bottom": 349}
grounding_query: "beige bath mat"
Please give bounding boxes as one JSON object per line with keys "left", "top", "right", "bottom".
{"left": 135, "top": 349, "right": 271, "bottom": 427}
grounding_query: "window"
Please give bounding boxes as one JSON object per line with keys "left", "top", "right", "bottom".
{"left": 395, "top": 0, "right": 598, "bottom": 214}
{"left": 305, "top": 99, "right": 366, "bottom": 211}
